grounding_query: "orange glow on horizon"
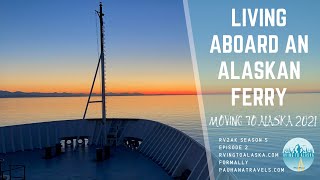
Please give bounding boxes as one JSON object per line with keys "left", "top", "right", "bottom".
{"left": 3, "top": 85, "right": 320, "bottom": 95}
{"left": 3, "top": 71, "right": 320, "bottom": 95}
{"left": 3, "top": 84, "right": 198, "bottom": 95}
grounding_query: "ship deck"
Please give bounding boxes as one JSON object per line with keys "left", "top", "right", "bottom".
{"left": 0, "top": 145, "right": 172, "bottom": 180}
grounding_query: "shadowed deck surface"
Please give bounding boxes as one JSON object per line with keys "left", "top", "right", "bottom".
{"left": 0, "top": 145, "right": 172, "bottom": 180}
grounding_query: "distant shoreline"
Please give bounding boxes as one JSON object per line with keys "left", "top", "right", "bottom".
{"left": 0, "top": 90, "right": 144, "bottom": 98}
{"left": 0, "top": 90, "right": 319, "bottom": 98}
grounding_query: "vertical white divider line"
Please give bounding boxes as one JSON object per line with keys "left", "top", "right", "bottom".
{"left": 183, "top": 1, "right": 215, "bottom": 180}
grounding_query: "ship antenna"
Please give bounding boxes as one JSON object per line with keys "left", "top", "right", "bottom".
{"left": 82, "top": 2, "right": 107, "bottom": 145}
{"left": 98, "top": 2, "right": 107, "bottom": 125}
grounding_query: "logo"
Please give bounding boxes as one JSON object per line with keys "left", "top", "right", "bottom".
{"left": 283, "top": 138, "right": 314, "bottom": 172}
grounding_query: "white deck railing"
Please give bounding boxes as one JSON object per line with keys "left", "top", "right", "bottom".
{"left": 0, "top": 118, "right": 236, "bottom": 180}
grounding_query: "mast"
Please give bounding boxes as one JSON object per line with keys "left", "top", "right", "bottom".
{"left": 99, "top": 2, "right": 107, "bottom": 125}
{"left": 83, "top": 2, "right": 107, "bottom": 143}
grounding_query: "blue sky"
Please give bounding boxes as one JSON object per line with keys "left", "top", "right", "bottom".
{"left": 1, "top": 0, "right": 319, "bottom": 94}
{"left": 0, "top": 0, "right": 195, "bottom": 94}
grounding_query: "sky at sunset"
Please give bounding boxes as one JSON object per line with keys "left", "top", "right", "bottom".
{"left": 0, "top": 0, "right": 196, "bottom": 95}
{"left": 1, "top": 0, "right": 319, "bottom": 95}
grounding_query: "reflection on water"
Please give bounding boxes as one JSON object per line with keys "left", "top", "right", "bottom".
{"left": 0, "top": 95, "right": 203, "bottom": 143}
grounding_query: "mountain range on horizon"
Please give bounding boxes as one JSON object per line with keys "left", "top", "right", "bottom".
{"left": 1, "top": 90, "right": 318, "bottom": 98}
{"left": 0, "top": 90, "right": 144, "bottom": 98}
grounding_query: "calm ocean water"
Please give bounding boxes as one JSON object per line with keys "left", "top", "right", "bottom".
{"left": 0, "top": 94, "right": 319, "bottom": 179}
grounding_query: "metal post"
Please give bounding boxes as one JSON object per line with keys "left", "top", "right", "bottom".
{"left": 99, "top": 2, "right": 107, "bottom": 146}
{"left": 82, "top": 2, "right": 107, "bottom": 147}
{"left": 82, "top": 57, "right": 101, "bottom": 120}
{"left": 99, "top": 2, "right": 106, "bottom": 123}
